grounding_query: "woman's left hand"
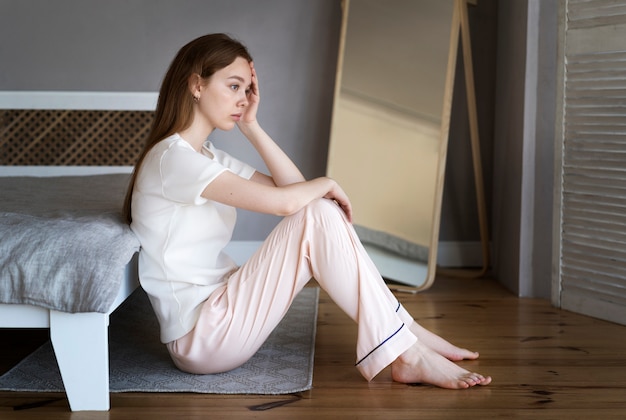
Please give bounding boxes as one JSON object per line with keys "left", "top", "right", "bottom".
{"left": 324, "top": 180, "right": 353, "bottom": 223}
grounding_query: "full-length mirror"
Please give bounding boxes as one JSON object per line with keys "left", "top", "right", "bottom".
{"left": 327, "top": 0, "right": 459, "bottom": 290}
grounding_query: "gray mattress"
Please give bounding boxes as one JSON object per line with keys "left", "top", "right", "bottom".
{"left": 0, "top": 174, "right": 140, "bottom": 313}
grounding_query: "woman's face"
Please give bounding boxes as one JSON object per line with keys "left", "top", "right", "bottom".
{"left": 196, "top": 56, "right": 252, "bottom": 132}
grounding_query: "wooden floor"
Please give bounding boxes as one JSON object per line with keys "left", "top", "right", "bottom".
{"left": 1, "top": 274, "right": 626, "bottom": 419}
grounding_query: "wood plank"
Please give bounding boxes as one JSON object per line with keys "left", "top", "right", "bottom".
{"left": 1, "top": 275, "right": 625, "bottom": 417}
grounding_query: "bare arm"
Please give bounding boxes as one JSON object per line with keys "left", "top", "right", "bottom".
{"left": 201, "top": 170, "right": 353, "bottom": 222}
{"left": 237, "top": 62, "right": 305, "bottom": 187}
{"left": 239, "top": 122, "right": 305, "bottom": 187}
{"left": 204, "top": 61, "right": 352, "bottom": 220}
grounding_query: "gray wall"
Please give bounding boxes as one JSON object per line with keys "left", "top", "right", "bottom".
{"left": 492, "top": 0, "right": 557, "bottom": 299}
{"left": 1, "top": 0, "right": 499, "bottom": 264}
{"left": 0, "top": 0, "right": 342, "bottom": 240}
{"left": 492, "top": 1, "right": 528, "bottom": 295}
{"left": 441, "top": 0, "right": 497, "bottom": 242}
{"left": 531, "top": 0, "right": 557, "bottom": 299}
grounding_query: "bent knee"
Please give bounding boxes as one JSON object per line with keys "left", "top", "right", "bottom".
{"left": 306, "top": 198, "right": 340, "bottom": 213}
{"left": 304, "top": 198, "right": 347, "bottom": 222}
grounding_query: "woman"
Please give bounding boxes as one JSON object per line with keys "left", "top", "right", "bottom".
{"left": 124, "top": 33, "right": 491, "bottom": 389}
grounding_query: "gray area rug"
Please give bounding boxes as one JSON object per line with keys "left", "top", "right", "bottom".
{"left": 0, "top": 287, "right": 318, "bottom": 395}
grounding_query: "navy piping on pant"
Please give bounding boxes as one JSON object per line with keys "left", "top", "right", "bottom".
{"left": 355, "top": 300, "right": 405, "bottom": 367}
{"left": 355, "top": 323, "right": 406, "bottom": 367}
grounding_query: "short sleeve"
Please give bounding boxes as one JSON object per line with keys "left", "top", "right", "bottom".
{"left": 159, "top": 139, "right": 256, "bottom": 205}
{"left": 205, "top": 142, "right": 256, "bottom": 180}
{"left": 160, "top": 143, "right": 227, "bottom": 205}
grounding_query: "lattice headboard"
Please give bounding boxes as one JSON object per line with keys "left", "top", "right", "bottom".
{"left": 0, "top": 109, "right": 153, "bottom": 166}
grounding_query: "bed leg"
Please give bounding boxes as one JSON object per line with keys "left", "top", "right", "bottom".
{"left": 49, "top": 310, "right": 110, "bottom": 411}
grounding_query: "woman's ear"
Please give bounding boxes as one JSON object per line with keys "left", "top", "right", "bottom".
{"left": 187, "top": 73, "right": 203, "bottom": 98}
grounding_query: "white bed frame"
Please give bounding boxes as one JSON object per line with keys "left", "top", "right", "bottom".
{"left": 0, "top": 166, "right": 139, "bottom": 411}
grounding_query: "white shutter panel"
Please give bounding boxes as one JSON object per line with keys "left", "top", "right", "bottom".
{"left": 554, "top": 0, "right": 626, "bottom": 325}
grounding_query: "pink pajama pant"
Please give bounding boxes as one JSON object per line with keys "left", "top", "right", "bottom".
{"left": 166, "top": 198, "right": 418, "bottom": 381}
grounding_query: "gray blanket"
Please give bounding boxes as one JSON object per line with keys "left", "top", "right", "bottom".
{"left": 0, "top": 174, "right": 140, "bottom": 313}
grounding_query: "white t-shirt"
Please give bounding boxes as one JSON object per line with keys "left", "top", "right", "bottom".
{"left": 130, "top": 133, "right": 256, "bottom": 343}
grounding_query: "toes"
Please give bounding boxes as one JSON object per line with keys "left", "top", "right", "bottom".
{"left": 479, "top": 376, "right": 492, "bottom": 386}
{"left": 460, "top": 373, "right": 491, "bottom": 388}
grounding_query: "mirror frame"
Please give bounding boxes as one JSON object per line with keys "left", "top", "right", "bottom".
{"left": 328, "top": 0, "right": 462, "bottom": 291}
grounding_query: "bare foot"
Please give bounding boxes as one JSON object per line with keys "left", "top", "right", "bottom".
{"left": 409, "top": 321, "right": 479, "bottom": 361}
{"left": 391, "top": 340, "right": 491, "bottom": 389}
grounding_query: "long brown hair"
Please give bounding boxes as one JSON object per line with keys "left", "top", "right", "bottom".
{"left": 123, "top": 33, "right": 253, "bottom": 224}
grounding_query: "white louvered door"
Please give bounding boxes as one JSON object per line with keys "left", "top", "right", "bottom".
{"left": 553, "top": 0, "right": 626, "bottom": 326}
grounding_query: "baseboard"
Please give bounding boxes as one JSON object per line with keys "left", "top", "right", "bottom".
{"left": 436, "top": 241, "right": 488, "bottom": 268}
{"left": 225, "top": 240, "right": 487, "bottom": 268}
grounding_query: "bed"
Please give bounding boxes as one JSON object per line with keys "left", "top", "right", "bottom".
{"left": 0, "top": 170, "right": 141, "bottom": 411}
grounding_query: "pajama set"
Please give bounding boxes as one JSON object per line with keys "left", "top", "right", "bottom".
{"left": 130, "top": 133, "right": 418, "bottom": 381}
